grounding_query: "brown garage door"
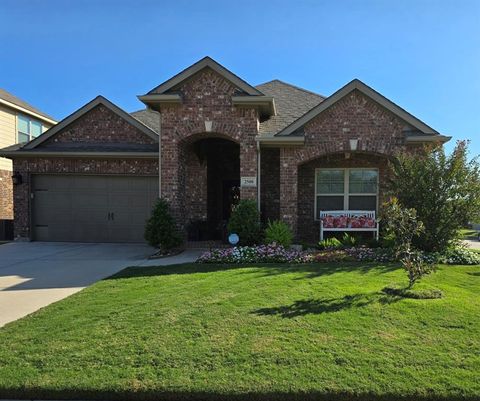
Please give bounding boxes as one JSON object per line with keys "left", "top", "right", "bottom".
{"left": 32, "top": 175, "right": 158, "bottom": 243}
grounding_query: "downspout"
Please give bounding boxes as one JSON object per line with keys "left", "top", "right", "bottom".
{"left": 155, "top": 107, "right": 162, "bottom": 198}
{"left": 257, "top": 140, "right": 261, "bottom": 212}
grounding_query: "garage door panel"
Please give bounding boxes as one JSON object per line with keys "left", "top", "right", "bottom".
{"left": 32, "top": 175, "right": 158, "bottom": 243}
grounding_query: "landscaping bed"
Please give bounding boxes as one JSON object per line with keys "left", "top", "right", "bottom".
{"left": 0, "top": 262, "right": 479, "bottom": 400}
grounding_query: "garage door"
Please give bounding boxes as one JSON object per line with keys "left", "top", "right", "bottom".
{"left": 32, "top": 175, "right": 159, "bottom": 243}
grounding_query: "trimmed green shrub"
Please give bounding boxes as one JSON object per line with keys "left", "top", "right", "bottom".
{"left": 227, "top": 200, "right": 262, "bottom": 246}
{"left": 144, "top": 198, "right": 183, "bottom": 251}
{"left": 264, "top": 220, "right": 293, "bottom": 248}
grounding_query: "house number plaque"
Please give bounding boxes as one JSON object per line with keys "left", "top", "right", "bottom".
{"left": 240, "top": 177, "right": 257, "bottom": 187}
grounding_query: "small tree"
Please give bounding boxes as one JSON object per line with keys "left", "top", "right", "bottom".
{"left": 264, "top": 220, "right": 293, "bottom": 248}
{"left": 382, "top": 197, "right": 424, "bottom": 258}
{"left": 383, "top": 198, "right": 434, "bottom": 288}
{"left": 388, "top": 141, "right": 480, "bottom": 252}
{"left": 227, "top": 199, "right": 262, "bottom": 246}
{"left": 144, "top": 198, "right": 183, "bottom": 251}
{"left": 401, "top": 250, "right": 435, "bottom": 289}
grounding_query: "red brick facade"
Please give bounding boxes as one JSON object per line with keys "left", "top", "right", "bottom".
{"left": 279, "top": 90, "right": 412, "bottom": 241}
{"left": 0, "top": 169, "right": 13, "bottom": 220}
{"left": 41, "top": 105, "right": 156, "bottom": 147}
{"left": 159, "top": 68, "right": 259, "bottom": 230}
{"left": 7, "top": 65, "right": 437, "bottom": 243}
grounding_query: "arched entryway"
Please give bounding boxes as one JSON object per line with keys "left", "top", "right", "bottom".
{"left": 182, "top": 136, "right": 240, "bottom": 241}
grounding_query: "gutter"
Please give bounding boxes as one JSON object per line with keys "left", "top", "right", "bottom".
{"left": 405, "top": 135, "right": 451, "bottom": 143}
{"left": 0, "top": 98, "right": 57, "bottom": 126}
{"left": 255, "top": 135, "right": 305, "bottom": 147}
{"left": 0, "top": 151, "right": 159, "bottom": 159}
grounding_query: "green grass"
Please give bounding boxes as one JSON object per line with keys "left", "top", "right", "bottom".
{"left": 460, "top": 228, "right": 478, "bottom": 239}
{"left": 1, "top": 262, "right": 480, "bottom": 401}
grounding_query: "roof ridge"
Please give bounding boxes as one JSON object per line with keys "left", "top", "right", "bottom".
{"left": 255, "top": 79, "right": 326, "bottom": 99}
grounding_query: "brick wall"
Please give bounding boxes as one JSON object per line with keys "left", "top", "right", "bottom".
{"left": 279, "top": 89, "right": 413, "bottom": 241}
{"left": 159, "top": 68, "right": 259, "bottom": 229}
{"left": 41, "top": 104, "right": 157, "bottom": 147}
{"left": 260, "top": 148, "right": 280, "bottom": 222}
{"left": 0, "top": 169, "right": 13, "bottom": 220}
{"left": 297, "top": 154, "right": 389, "bottom": 243}
{"left": 12, "top": 158, "right": 158, "bottom": 239}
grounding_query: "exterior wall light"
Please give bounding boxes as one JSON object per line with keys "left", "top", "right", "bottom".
{"left": 12, "top": 172, "right": 23, "bottom": 185}
{"left": 349, "top": 138, "right": 359, "bottom": 151}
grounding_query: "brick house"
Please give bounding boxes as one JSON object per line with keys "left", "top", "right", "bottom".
{"left": 0, "top": 57, "right": 449, "bottom": 243}
{"left": 0, "top": 89, "right": 56, "bottom": 239}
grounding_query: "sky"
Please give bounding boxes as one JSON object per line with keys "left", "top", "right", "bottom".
{"left": 0, "top": 0, "right": 479, "bottom": 156}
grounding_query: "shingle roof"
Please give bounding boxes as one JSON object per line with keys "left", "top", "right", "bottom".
{"left": 0, "top": 88, "right": 56, "bottom": 122}
{"left": 255, "top": 80, "right": 325, "bottom": 135}
{"left": 133, "top": 79, "right": 326, "bottom": 136}
{"left": 130, "top": 109, "right": 160, "bottom": 133}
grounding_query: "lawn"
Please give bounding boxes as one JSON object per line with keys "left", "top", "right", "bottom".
{"left": 0, "top": 262, "right": 479, "bottom": 401}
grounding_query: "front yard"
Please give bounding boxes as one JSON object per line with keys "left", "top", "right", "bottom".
{"left": 0, "top": 262, "right": 479, "bottom": 401}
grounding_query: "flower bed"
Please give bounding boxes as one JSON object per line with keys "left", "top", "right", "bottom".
{"left": 197, "top": 244, "right": 305, "bottom": 264}
{"left": 197, "top": 244, "right": 480, "bottom": 265}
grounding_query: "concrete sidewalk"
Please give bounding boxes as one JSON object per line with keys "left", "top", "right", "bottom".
{"left": 0, "top": 242, "right": 202, "bottom": 327}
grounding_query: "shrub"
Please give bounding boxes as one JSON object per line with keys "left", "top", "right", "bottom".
{"left": 382, "top": 197, "right": 424, "bottom": 258}
{"left": 318, "top": 237, "right": 342, "bottom": 250}
{"left": 341, "top": 233, "right": 357, "bottom": 247}
{"left": 227, "top": 200, "right": 263, "bottom": 246}
{"left": 438, "top": 247, "right": 480, "bottom": 265}
{"left": 388, "top": 141, "right": 480, "bottom": 252}
{"left": 144, "top": 198, "right": 183, "bottom": 251}
{"left": 264, "top": 220, "right": 293, "bottom": 248}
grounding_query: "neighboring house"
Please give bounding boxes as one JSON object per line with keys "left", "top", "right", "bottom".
{"left": 0, "top": 89, "right": 56, "bottom": 239}
{"left": 0, "top": 57, "right": 449, "bottom": 243}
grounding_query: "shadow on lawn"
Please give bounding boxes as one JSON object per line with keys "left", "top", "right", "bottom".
{"left": 107, "top": 262, "right": 399, "bottom": 281}
{"left": 0, "top": 388, "right": 473, "bottom": 401}
{"left": 253, "top": 292, "right": 401, "bottom": 318}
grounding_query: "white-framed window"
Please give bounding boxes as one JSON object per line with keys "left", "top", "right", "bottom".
{"left": 314, "top": 168, "right": 378, "bottom": 219}
{"left": 17, "top": 114, "right": 43, "bottom": 144}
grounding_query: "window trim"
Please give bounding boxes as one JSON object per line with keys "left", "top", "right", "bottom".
{"left": 314, "top": 167, "right": 379, "bottom": 220}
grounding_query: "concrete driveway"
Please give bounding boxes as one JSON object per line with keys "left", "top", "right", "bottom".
{"left": 0, "top": 242, "right": 202, "bottom": 327}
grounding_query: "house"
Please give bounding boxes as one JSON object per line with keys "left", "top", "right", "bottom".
{"left": 0, "top": 57, "right": 449, "bottom": 243}
{"left": 0, "top": 89, "right": 56, "bottom": 239}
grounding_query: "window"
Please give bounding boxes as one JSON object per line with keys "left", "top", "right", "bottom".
{"left": 17, "top": 115, "right": 43, "bottom": 143}
{"left": 315, "top": 168, "right": 378, "bottom": 219}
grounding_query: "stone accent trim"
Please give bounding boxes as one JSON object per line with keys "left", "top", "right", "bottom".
{"left": 0, "top": 169, "right": 13, "bottom": 220}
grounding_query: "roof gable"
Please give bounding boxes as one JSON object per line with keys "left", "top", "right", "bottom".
{"left": 276, "top": 79, "right": 440, "bottom": 137}
{"left": 145, "top": 56, "right": 263, "bottom": 96}
{"left": 23, "top": 96, "right": 158, "bottom": 150}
